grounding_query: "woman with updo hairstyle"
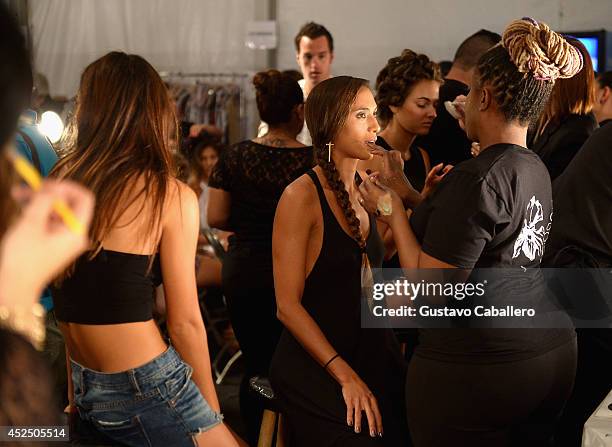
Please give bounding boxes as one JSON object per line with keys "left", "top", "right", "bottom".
{"left": 207, "top": 69, "right": 313, "bottom": 444}
{"left": 359, "top": 18, "right": 582, "bottom": 445}
{"left": 366, "top": 49, "right": 443, "bottom": 192}
{"left": 530, "top": 37, "right": 598, "bottom": 180}
{"left": 269, "top": 76, "right": 408, "bottom": 446}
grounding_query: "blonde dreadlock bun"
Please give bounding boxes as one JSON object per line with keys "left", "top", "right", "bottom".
{"left": 502, "top": 18, "right": 583, "bottom": 81}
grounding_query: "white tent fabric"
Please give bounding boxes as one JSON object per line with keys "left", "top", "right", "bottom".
{"left": 29, "top": 0, "right": 256, "bottom": 97}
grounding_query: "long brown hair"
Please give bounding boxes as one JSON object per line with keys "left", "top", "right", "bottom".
{"left": 305, "top": 76, "right": 369, "bottom": 250}
{"left": 52, "top": 52, "right": 177, "bottom": 259}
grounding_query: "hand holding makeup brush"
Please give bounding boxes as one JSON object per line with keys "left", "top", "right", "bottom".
{"left": 0, "top": 179, "right": 94, "bottom": 308}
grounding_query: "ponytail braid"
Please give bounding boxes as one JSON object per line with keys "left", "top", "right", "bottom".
{"left": 314, "top": 146, "right": 366, "bottom": 251}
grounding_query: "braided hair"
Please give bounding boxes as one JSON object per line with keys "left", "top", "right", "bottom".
{"left": 475, "top": 18, "right": 583, "bottom": 125}
{"left": 305, "top": 76, "right": 369, "bottom": 251}
{"left": 503, "top": 19, "right": 582, "bottom": 81}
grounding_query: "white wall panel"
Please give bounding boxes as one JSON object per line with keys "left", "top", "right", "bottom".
{"left": 277, "top": 0, "right": 611, "bottom": 86}
{"left": 30, "top": 0, "right": 256, "bottom": 96}
{"left": 29, "top": 0, "right": 612, "bottom": 97}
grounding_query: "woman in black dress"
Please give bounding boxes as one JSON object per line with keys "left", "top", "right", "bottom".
{"left": 360, "top": 18, "right": 583, "bottom": 446}
{"left": 269, "top": 76, "right": 408, "bottom": 446}
{"left": 207, "top": 69, "right": 313, "bottom": 445}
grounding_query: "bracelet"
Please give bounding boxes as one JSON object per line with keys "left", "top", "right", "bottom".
{"left": 324, "top": 353, "right": 340, "bottom": 369}
{"left": 0, "top": 302, "right": 46, "bottom": 350}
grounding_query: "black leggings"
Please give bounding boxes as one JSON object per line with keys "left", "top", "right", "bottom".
{"left": 406, "top": 339, "right": 577, "bottom": 447}
{"left": 222, "top": 251, "right": 282, "bottom": 446}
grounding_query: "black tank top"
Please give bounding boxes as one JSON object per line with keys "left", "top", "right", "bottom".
{"left": 270, "top": 171, "right": 405, "bottom": 399}
{"left": 301, "top": 170, "right": 384, "bottom": 357}
{"left": 52, "top": 249, "right": 162, "bottom": 325}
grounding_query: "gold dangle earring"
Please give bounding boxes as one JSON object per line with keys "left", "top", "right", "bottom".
{"left": 326, "top": 142, "right": 334, "bottom": 163}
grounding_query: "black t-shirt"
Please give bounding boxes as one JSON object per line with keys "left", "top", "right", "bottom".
{"left": 544, "top": 122, "right": 612, "bottom": 267}
{"left": 409, "top": 143, "right": 573, "bottom": 362}
{"left": 411, "top": 143, "right": 553, "bottom": 269}
{"left": 376, "top": 136, "right": 427, "bottom": 192}
{"left": 208, "top": 140, "right": 314, "bottom": 250}
{"left": 416, "top": 79, "right": 471, "bottom": 167}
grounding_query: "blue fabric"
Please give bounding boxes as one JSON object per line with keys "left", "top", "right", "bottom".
{"left": 71, "top": 346, "right": 223, "bottom": 446}
{"left": 15, "top": 110, "right": 59, "bottom": 177}
{"left": 14, "top": 110, "right": 59, "bottom": 311}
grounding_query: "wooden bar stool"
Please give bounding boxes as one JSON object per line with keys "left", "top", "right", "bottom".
{"left": 249, "top": 376, "right": 286, "bottom": 447}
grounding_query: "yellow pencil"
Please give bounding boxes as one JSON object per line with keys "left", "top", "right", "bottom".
{"left": 8, "top": 149, "right": 86, "bottom": 236}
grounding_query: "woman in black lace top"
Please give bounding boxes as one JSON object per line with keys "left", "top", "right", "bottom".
{"left": 208, "top": 69, "right": 314, "bottom": 444}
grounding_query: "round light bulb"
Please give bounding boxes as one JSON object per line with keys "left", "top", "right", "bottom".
{"left": 38, "top": 111, "right": 64, "bottom": 143}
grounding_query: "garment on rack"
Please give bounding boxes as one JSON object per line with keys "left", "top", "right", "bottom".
{"left": 164, "top": 75, "right": 249, "bottom": 145}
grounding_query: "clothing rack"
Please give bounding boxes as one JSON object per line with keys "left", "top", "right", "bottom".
{"left": 161, "top": 71, "right": 254, "bottom": 144}
{"left": 159, "top": 71, "right": 249, "bottom": 79}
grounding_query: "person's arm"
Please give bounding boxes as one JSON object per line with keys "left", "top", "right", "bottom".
{"left": 367, "top": 148, "right": 423, "bottom": 209}
{"left": 273, "top": 179, "right": 383, "bottom": 437}
{"left": 360, "top": 169, "right": 501, "bottom": 273}
{"left": 207, "top": 146, "right": 233, "bottom": 231}
{"left": 376, "top": 220, "right": 397, "bottom": 260}
{"left": 419, "top": 147, "right": 431, "bottom": 176}
{"left": 359, "top": 177, "right": 456, "bottom": 269}
{"left": 207, "top": 188, "right": 231, "bottom": 230}
{"left": 0, "top": 180, "right": 93, "bottom": 348}
{"left": 160, "top": 180, "right": 220, "bottom": 411}
{"left": 375, "top": 213, "right": 410, "bottom": 261}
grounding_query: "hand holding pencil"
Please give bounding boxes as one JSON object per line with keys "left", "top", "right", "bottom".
{"left": 0, "top": 151, "right": 94, "bottom": 307}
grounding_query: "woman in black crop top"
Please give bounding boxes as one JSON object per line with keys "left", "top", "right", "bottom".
{"left": 269, "top": 77, "right": 408, "bottom": 446}
{"left": 51, "top": 52, "right": 240, "bottom": 446}
{"left": 359, "top": 19, "right": 582, "bottom": 446}
{"left": 207, "top": 70, "right": 313, "bottom": 445}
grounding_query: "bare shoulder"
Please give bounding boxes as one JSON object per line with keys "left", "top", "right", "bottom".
{"left": 163, "top": 178, "right": 199, "bottom": 224}
{"left": 282, "top": 173, "right": 318, "bottom": 207}
{"left": 276, "top": 173, "right": 319, "bottom": 224}
{"left": 166, "top": 178, "right": 198, "bottom": 205}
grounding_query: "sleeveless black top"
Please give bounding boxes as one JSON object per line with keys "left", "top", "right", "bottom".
{"left": 299, "top": 170, "right": 385, "bottom": 356}
{"left": 52, "top": 249, "right": 162, "bottom": 325}
{"left": 271, "top": 169, "right": 404, "bottom": 393}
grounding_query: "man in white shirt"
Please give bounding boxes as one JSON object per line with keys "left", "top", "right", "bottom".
{"left": 258, "top": 22, "right": 334, "bottom": 145}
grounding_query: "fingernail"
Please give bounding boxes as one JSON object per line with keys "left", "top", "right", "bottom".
{"left": 378, "top": 432, "right": 383, "bottom": 437}
{"left": 355, "top": 427, "right": 360, "bottom": 433}
{"left": 348, "top": 420, "right": 353, "bottom": 427}
{"left": 370, "top": 429, "right": 375, "bottom": 437}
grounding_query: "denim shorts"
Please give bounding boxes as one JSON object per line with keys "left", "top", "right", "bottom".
{"left": 71, "top": 346, "right": 223, "bottom": 446}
